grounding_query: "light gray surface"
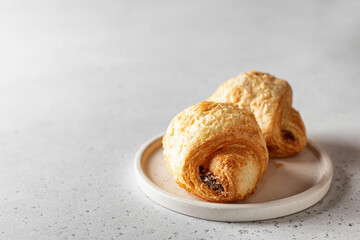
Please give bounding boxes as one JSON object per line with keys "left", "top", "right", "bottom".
{"left": 0, "top": 1, "right": 359, "bottom": 239}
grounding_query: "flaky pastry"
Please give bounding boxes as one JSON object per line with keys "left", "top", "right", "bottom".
{"left": 163, "top": 101, "right": 268, "bottom": 203}
{"left": 208, "top": 71, "right": 307, "bottom": 157}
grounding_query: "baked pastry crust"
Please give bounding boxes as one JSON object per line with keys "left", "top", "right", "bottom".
{"left": 163, "top": 101, "right": 268, "bottom": 203}
{"left": 208, "top": 70, "right": 307, "bottom": 157}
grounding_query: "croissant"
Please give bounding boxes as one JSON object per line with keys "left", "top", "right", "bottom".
{"left": 163, "top": 101, "right": 268, "bottom": 203}
{"left": 208, "top": 71, "right": 307, "bottom": 157}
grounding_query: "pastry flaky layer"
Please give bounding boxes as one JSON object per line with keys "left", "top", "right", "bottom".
{"left": 208, "top": 70, "right": 307, "bottom": 157}
{"left": 163, "top": 101, "right": 268, "bottom": 203}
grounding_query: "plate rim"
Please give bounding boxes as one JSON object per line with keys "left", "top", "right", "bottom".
{"left": 134, "top": 133, "right": 333, "bottom": 221}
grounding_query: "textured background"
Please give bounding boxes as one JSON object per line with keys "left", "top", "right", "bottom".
{"left": 0, "top": 0, "right": 359, "bottom": 239}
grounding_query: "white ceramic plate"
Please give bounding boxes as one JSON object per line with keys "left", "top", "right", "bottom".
{"left": 135, "top": 133, "right": 333, "bottom": 222}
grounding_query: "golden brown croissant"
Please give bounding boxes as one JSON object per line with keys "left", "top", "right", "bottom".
{"left": 208, "top": 71, "right": 307, "bottom": 157}
{"left": 163, "top": 101, "right": 268, "bottom": 203}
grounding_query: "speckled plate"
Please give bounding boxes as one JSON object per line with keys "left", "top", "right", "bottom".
{"left": 135, "top": 133, "right": 333, "bottom": 222}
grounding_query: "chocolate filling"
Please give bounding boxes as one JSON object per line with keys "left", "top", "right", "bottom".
{"left": 199, "top": 166, "right": 224, "bottom": 192}
{"left": 282, "top": 129, "right": 295, "bottom": 142}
